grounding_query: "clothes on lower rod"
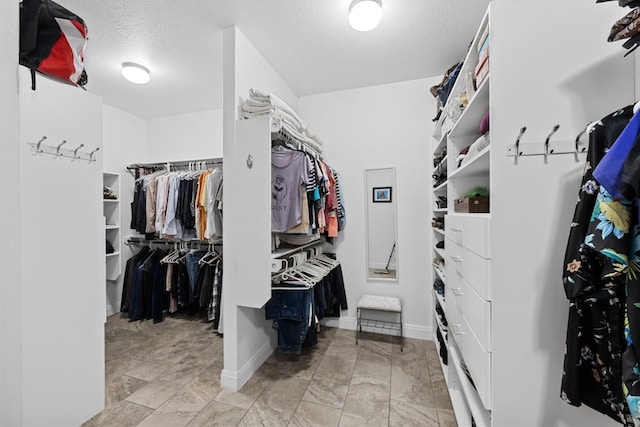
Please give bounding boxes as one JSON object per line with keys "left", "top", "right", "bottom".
{"left": 120, "top": 247, "right": 223, "bottom": 330}
{"left": 266, "top": 258, "right": 347, "bottom": 353}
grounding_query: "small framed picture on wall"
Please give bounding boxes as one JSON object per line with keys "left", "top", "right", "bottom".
{"left": 372, "top": 187, "right": 392, "bottom": 203}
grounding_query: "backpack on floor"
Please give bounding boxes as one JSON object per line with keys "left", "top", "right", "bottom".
{"left": 19, "top": 0, "right": 88, "bottom": 90}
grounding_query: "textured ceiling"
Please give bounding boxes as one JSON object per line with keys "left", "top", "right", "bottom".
{"left": 60, "top": 0, "right": 490, "bottom": 118}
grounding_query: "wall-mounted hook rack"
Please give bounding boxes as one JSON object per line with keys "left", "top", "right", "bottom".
{"left": 544, "top": 124, "right": 560, "bottom": 162}
{"left": 513, "top": 127, "right": 527, "bottom": 164}
{"left": 27, "top": 135, "right": 100, "bottom": 163}
{"left": 73, "top": 144, "right": 85, "bottom": 159}
{"left": 56, "top": 140, "right": 67, "bottom": 157}
{"left": 506, "top": 124, "right": 587, "bottom": 163}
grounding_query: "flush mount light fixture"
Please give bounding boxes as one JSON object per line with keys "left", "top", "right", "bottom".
{"left": 121, "top": 62, "right": 150, "bottom": 84}
{"left": 349, "top": 0, "right": 382, "bottom": 32}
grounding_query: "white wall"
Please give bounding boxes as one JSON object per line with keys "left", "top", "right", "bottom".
{"left": 18, "top": 67, "right": 105, "bottom": 426}
{"left": 147, "top": 109, "right": 223, "bottom": 162}
{"left": 102, "top": 105, "right": 149, "bottom": 315}
{"left": 221, "top": 26, "right": 300, "bottom": 391}
{"left": 299, "top": 77, "right": 439, "bottom": 339}
{"left": 0, "top": 1, "right": 22, "bottom": 425}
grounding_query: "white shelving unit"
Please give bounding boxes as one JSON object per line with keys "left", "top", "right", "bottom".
{"left": 103, "top": 172, "right": 121, "bottom": 281}
{"left": 431, "top": 6, "right": 491, "bottom": 426}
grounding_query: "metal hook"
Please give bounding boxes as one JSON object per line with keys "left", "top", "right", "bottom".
{"left": 514, "top": 126, "right": 526, "bottom": 163}
{"left": 544, "top": 124, "right": 560, "bottom": 159}
{"left": 56, "top": 140, "right": 67, "bottom": 157}
{"left": 35, "top": 136, "right": 47, "bottom": 153}
{"left": 89, "top": 147, "right": 100, "bottom": 162}
{"left": 72, "top": 144, "right": 85, "bottom": 159}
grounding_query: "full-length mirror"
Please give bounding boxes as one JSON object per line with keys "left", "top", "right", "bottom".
{"left": 365, "top": 167, "right": 398, "bottom": 281}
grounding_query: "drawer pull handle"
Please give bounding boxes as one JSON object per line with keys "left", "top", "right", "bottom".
{"left": 452, "top": 256, "right": 464, "bottom": 262}
{"left": 451, "top": 227, "right": 464, "bottom": 232}
{"left": 451, "top": 287, "right": 465, "bottom": 296}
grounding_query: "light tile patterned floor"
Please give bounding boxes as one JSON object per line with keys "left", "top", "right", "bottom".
{"left": 83, "top": 313, "right": 456, "bottom": 427}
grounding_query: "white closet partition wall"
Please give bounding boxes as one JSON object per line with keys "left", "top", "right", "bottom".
{"left": 221, "top": 26, "right": 299, "bottom": 391}
{"left": 17, "top": 67, "right": 105, "bottom": 425}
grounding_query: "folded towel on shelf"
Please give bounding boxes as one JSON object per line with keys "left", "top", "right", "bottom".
{"left": 242, "top": 100, "right": 305, "bottom": 132}
{"left": 240, "top": 89, "right": 324, "bottom": 154}
{"left": 249, "top": 88, "right": 307, "bottom": 129}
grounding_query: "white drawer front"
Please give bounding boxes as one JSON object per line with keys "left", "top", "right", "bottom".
{"left": 449, "top": 314, "right": 492, "bottom": 411}
{"left": 459, "top": 276, "right": 491, "bottom": 352}
{"left": 461, "top": 315, "right": 492, "bottom": 410}
{"left": 445, "top": 288, "right": 463, "bottom": 346}
{"left": 445, "top": 214, "right": 491, "bottom": 258}
{"left": 445, "top": 268, "right": 491, "bottom": 352}
{"left": 446, "top": 241, "right": 492, "bottom": 301}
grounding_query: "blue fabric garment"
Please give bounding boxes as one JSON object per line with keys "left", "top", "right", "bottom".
{"left": 593, "top": 109, "right": 640, "bottom": 198}
{"left": 628, "top": 394, "right": 640, "bottom": 418}
{"left": 266, "top": 287, "right": 313, "bottom": 354}
{"left": 185, "top": 250, "right": 206, "bottom": 304}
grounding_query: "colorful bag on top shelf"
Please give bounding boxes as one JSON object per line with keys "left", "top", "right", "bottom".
{"left": 19, "top": 0, "right": 88, "bottom": 90}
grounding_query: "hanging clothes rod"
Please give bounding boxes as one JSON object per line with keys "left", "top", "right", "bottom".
{"left": 124, "top": 236, "right": 223, "bottom": 247}
{"left": 27, "top": 135, "right": 100, "bottom": 163}
{"left": 270, "top": 118, "right": 323, "bottom": 160}
{"left": 126, "top": 157, "right": 223, "bottom": 176}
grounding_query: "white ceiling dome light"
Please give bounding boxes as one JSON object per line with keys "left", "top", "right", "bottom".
{"left": 121, "top": 62, "right": 151, "bottom": 84}
{"left": 349, "top": 0, "right": 382, "bottom": 32}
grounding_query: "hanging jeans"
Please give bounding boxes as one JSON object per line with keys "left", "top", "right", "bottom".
{"left": 265, "top": 287, "right": 314, "bottom": 354}
{"left": 185, "top": 250, "right": 206, "bottom": 305}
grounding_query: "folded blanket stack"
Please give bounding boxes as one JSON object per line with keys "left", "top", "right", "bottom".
{"left": 240, "top": 88, "right": 323, "bottom": 154}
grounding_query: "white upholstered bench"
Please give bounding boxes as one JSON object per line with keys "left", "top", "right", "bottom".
{"left": 356, "top": 294, "right": 403, "bottom": 351}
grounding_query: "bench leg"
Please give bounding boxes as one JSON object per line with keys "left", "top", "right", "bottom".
{"left": 400, "top": 310, "right": 403, "bottom": 352}
{"left": 356, "top": 308, "right": 360, "bottom": 345}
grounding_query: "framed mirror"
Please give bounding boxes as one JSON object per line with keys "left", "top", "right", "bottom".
{"left": 365, "top": 167, "right": 398, "bottom": 281}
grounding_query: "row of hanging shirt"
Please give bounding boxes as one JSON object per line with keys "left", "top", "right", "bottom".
{"left": 121, "top": 242, "right": 224, "bottom": 332}
{"left": 271, "top": 141, "right": 346, "bottom": 247}
{"left": 130, "top": 165, "right": 223, "bottom": 242}
{"left": 561, "top": 103, "right": 640, "bottom": 426}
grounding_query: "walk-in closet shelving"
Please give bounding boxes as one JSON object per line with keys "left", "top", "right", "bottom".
{"left": 431, "top": 4, "right": 492, "bottom": 426}
{"left": 103, "top": 172, "right": 121, "bottom": 281}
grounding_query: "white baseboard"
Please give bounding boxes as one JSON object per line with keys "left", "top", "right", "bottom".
{"left": 320, "top": 317, "right": 433, "bottom": 340}
{"left": 220, "top": 338, "right": 275, "bottom": 391}
{"left": 105, "top": 302, "right": 121, "bottom": 317}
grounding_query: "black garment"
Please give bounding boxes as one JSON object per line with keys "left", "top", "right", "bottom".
{"left": 561, "top": 284, "right": 631, "bottom": 426}
{"left": 135, "top": 184, "right": 147, "bottom": 234}
{"left": 327, "top": 263, "right": 348, "bottom": 317}
{"left": 130, "top": 180, "right": 143, "bottom": 230}
{"left": 121, "top": 246, "right": 151, "bottom": 312}
{"left": 596, "top": 0, "right": 640, "bottom": 7}
{"left": 563, "top": 105, "right": 633, "bottom": 299}
{"left": 561, "top": 105, "right": 635, "bottom": 425}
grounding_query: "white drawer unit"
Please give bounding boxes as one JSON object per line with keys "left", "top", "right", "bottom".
{"left": 459, "top": 314, "right": 492, "bottom": 411}
{"left": 445, "top": 240, "right": 492, "bottom": 301}
{"left": 446, "top": 270, "right": 491, "bottom": 352}
{"left": 445, "top": 214, "right": 491, "bottom": 259}
{"left": 446, "top": 297, "right": 492, "bottom": 410}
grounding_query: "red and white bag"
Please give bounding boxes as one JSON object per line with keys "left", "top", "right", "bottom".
{"left": 19, "top": 0, "right": 88, "bottom": 90}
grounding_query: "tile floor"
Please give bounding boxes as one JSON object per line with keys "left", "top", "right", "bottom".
{"left": 83, "top": 313, "right": 456, "bottom": 427}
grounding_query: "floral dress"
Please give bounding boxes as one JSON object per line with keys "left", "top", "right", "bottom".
{"left": 561, "top": 105, "right": 635, "bottom": 426}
